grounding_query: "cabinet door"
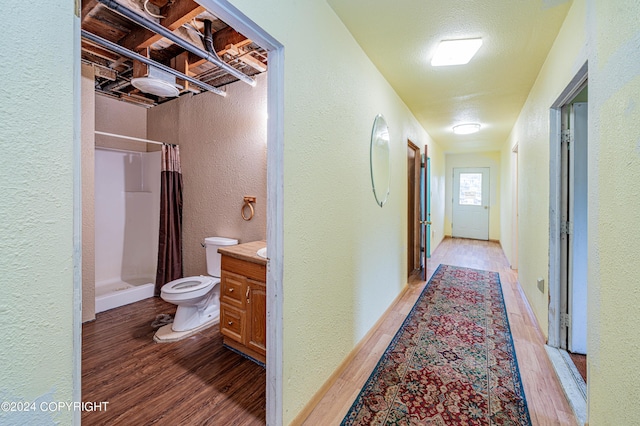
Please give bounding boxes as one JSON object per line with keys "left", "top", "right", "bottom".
{"left": 220, "top": 271, "right": 246, "bottom": 309}
{"left": 246, "top": 279, "right": 266, "bottom": 356}
{"left": 220, "top": 303, "right": 245, "bottom": 344}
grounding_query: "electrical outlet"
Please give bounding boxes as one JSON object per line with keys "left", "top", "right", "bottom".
{"left": 537, "top": 278, "right": 545, "bottom": 293}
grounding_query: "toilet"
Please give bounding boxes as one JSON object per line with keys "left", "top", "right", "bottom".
{"left": 160, "top": 236, "right": 238, "bottom": 332}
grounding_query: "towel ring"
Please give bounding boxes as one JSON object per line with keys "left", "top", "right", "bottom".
{"left": 241, "top": 201, "right": 255, "bottom": 221}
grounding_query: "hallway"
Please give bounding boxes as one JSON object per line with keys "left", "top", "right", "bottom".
{"left": 302, "top": 238, "right": 576, "bottom": 425}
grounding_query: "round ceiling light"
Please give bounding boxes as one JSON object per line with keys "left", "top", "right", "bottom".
{"left": 131, "top": 77, "right": 180, "bottom": 98}
{"left": 452, "top": 123, "right": 481, "bottom": 135}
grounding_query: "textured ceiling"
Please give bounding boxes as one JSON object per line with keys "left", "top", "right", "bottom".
{"left": 327, "top": 0, "right": 572, "bottom": 153}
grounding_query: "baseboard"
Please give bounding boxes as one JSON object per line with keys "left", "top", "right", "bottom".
{"left": 289, "top": 283, "right": 411, "bottom": 426}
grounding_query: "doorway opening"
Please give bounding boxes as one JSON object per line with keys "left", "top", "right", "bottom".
{"left": 547, "top": 62, "right": 588, "bottom": 425}
{"left": 75, "top": 1, "right": 284, "bottom": 424}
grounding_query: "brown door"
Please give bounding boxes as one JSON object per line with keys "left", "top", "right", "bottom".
{"left": 247, "top": 279, "right": 267, "bottom": 356}
{"left": 407, "top": 141, "right": 421, "bottom": 276}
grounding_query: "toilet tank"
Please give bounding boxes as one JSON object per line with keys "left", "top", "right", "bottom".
{"left": 204, "top": 237, "right": 238, "bottom": 277}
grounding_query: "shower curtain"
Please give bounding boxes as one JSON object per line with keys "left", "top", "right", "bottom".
{"left": 155, "top": 144, "right": 183, "bottom": 295}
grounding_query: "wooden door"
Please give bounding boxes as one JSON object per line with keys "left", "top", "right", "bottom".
{"left": 407, "top": 141, "right": 421, "bottom": 276}
{"left": 247, "top": 279, "right": 267, "bottom": 356}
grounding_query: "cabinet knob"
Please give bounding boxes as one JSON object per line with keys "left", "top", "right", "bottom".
{"left": 228, "top": 288, "right": 234, "bottom": 292}
{"left": 228, "top": 321, "right": 233, "bottom": 326}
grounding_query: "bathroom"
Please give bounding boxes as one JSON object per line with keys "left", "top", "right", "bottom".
{"left": 81, "top": 36, "right": 268, "bottom": 422}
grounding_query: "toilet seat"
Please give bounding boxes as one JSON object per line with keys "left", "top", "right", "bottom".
{"left": 160, "top": 276, "right": 219, "bottom": 301}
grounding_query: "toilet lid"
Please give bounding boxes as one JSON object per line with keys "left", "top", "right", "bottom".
{"left": 161, "top": 276, "right": 216, "bottom": 294}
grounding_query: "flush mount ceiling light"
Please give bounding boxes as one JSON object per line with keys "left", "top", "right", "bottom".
{"left": 453, "top": 123, "right": 481, "bottom": 135}
{"left": 431, "top": 38, "right": 483, "bottom": 66}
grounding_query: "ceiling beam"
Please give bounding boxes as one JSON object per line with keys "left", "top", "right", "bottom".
{"left": 187, "top": 27, "right": 251, "bottom": 68}
{"left": 120, "top": 0, "right": 205, "bottom": 50}
{"left": 81, "top": 0, "right": 100, "bottom": 21}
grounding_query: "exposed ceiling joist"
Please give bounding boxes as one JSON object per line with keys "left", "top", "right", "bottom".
{"left": 120, "top": 0, "right": 205, "bottom": 51}
{"left": 188, "top": 26, "right": 251, "bottom": 68}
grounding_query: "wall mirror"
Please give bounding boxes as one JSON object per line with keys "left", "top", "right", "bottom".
{"left": 370, "top": 114, "right": 390, "bottom": 207}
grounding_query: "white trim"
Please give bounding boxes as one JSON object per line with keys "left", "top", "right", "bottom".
{"left": 545, "top": 345, "right": 587, "bottom": 425}
{"left": 196, "top": 2, "right": 285, "bottom": 424}
{"left": 548, "top": 62, "right": 588, "bottom": 348}
{"left": 72, "top": 6, "right": 82, "bottom": 425}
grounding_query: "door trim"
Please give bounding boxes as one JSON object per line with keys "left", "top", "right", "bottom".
{"left": 548, "top": 62, "right": 587, "bottom": 348}
{"left": 183, "top": 1, "right": 285, "bottom": 424}
{"left": 407, "top": 141, "right": 420, "bottom": 276}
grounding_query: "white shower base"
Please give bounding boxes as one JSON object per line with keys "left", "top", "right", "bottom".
{"left": 95, "top": 278, "right": 155, "bottom": 313}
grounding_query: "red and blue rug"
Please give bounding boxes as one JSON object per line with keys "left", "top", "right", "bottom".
{"left": 342, "top": 264, "right": 531, "bottom": 425}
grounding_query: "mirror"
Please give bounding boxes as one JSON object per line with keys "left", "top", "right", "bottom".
{"left": 370, "top": 114, "right": 391, "bottom": 207}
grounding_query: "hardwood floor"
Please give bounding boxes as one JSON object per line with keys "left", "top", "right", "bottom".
{"left": 302, "top": 237, "right": 577, "bottom": 426}
{"left": 82, "top": 297, "right": 265, "bottom": 425}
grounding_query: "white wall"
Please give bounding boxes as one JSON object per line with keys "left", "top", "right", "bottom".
{"left": 0, "top": 2, "right": 77, "bottom": 423}
{"left": 444, "top": 152, "right": 501, "bottom": 240}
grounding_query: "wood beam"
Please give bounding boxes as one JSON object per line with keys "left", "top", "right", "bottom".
{"left": 120, "top": 0, "right": 205, "bottom": 51}
{"left": 172, "top": 52, "right": 191, "bottom": 92}
{"left": 81, "top": 0, "right": 100, "bottom": 21}
{"left": 187, "top": 27, "right": 251, "bottom": 68}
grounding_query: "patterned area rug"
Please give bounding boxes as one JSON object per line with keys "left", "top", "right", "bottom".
{"left": 342, "top": 264, "right": 531, "bottom": 425}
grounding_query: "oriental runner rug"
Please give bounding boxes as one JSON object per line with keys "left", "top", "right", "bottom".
{"left": 342, "top": 264, "right": 531, "bottom": 425}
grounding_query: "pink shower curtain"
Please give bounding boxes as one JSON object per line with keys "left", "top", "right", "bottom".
{"left": 155, "top": 144, "right": 183, "bottom": 295}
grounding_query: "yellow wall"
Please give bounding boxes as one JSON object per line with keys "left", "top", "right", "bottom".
{"left": 587, "top": 1, "right": 640, "bottom": 422}
{"left": 501, "top": 0, "right": 640, "bottom": 422}
{"left": 501, "top": 0, "right": 587, "bottom": 336}
{"left": 226, "top": 0, "right": 440, "bottom": 422}
{"left": 0, "top": 1, "right": 77, "bottom": 424}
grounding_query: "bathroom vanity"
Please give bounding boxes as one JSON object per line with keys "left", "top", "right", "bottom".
{"left": 218, "top": 240, "right": 267, "bottom": 365}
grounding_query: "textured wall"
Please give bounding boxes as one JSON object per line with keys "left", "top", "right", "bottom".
{"left": 95, "top": 95, "right": 148, "bottom": 151}
{"left": 443, "top": 152, "right": 501, "bottom": 241}
{"left": 587, "top": 0, "right": 640, "bottom": 422}
{"left": 0, "top": 1, "right": 76, "bottom": 423}
{"left": 501, "top": 0, "right": 587, "bottom": 337}
{"left": 223, "top": 1, "right": 437, "bottom": 422}
{"left": 147, "top": 73, "right": 268, "bottom": 276}
{"left": 82, "top": 64, "right": 96, "bottom": 322}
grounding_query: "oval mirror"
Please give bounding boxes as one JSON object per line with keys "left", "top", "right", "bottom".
{"left": 370, "top": 114, "right": 390, "bottom": 207}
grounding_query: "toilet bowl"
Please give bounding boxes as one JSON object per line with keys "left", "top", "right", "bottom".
{"left": 160, "top": 236, "right": 238, "bottom": 332}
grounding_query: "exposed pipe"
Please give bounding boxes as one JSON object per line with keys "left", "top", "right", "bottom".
{"left": 96, "top": 0, "right": 256, "bottom": 87}
{"left": 203, "top": 19, "right": 222, "bottom": 61}
{"left": 81, "top": 29, "right": 226, "bottom": 97}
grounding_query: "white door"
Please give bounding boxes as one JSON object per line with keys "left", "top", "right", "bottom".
{"left": 568, "top": 102, "right": 588, "bottom": 354}
{"left": 452, "top": 168, "right": 490, "bottom": 240}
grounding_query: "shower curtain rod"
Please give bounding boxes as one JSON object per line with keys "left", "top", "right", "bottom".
{"left": 95, "top": 131, "right": 174, "bottom": 146}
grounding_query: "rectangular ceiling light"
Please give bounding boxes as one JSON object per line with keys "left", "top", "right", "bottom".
{"left": 431, "top": 38, "right": 483, "bottom": 66}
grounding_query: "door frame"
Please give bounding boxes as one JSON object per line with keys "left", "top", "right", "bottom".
{"left": 73, "top": 0, "right": 286, "bottom": 424}
{"left": 407, "top": 140, "right": 421, "bottom": 276}
{"left": 548, "top": 62, "right": 587, "bottom": 348}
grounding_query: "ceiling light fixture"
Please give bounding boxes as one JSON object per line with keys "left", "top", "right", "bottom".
{"left": 431, "top": 38, "right": 483, "bottom": 66}
{"left": 453, "top": 123, "right": 481, "bottom": 135}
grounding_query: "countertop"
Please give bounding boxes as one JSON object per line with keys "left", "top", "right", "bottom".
{"left": 218, "top": 240, "right": 267, "bottom": 265}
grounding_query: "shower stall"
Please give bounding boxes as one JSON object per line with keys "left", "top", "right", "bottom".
{"left": 94, "top": 147, "right": 161, "bottom": 313}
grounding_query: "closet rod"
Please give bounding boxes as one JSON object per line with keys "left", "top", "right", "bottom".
{"left": 95, "top": 131, "right": 172, "bottom": 146}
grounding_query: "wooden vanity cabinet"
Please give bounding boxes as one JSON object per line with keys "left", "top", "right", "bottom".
{"left": 219, "top": 255, "right": 266, "bottom": 364}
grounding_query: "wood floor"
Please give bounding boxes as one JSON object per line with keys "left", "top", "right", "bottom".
{"left": 302, "top": 237, "right": 577, "bottom": 426}
{"left": 84, "top": 238, "right": 576, "bottom": 425}
{"left": 82, "top": 297, "right": 265, "bottom": 425}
